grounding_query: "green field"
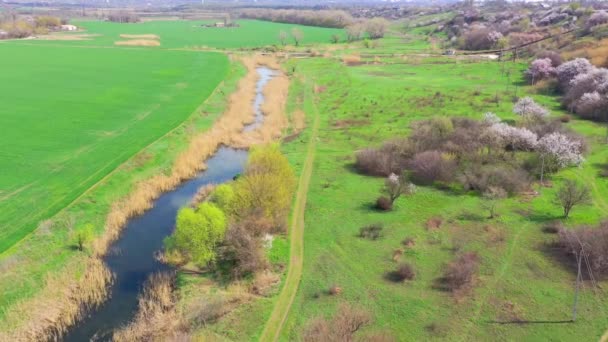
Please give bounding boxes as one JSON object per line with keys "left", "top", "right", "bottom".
{"left": 272, "top": 58, "right": 608, "bottom": 340}
{"left": 19, "top": 19, "right": 344, "bottom": 49}
{"left": 0, "top": 43, "right": 228, "bottom": 253}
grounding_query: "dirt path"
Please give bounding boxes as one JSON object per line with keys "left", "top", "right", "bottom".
{"left": 259, "top": 94, "right": 320, "bottom": 342}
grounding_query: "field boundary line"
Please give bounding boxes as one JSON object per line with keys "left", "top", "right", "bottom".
{"left": 0, "top": 60, "right": 230, "bottom": 258}
{"left": 259, "top": 86, "right": 320, "bottom": 342}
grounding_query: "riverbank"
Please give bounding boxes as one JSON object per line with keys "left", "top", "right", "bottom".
{"left": 0, "top": 54, "right": 289, "bottom": 341}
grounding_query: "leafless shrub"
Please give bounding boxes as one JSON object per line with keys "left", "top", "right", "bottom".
{"left": 426, "top": 217, "right": 443, "bottom": 230}
{"left": 218, "top": 222, "right": 268, "bottom": 279}
{"left": 437, "top": 252, "right": 480, "bottom": 292}
{"left": 409, "top": 151, "right": 456, "bottom": 185}
{"left": 302, "top": 304, "right": 371, "bottom": 342}
{"left": 375, "top": 196, "right": 392, "bottom": 211}
{"left": 251, "top": 271, "right": 280, "bottom": 296}
{"left": 401, "top": 237, "right": 415, "bottom": 247}
{"left": 543, "top": 221, "right": 564, "bottom": 234}
{"left": 558, "top": 221, "right": 608, "bottom": 276}
{"left": 359, "top": 224, "right": 383, "bottom": 240}
{"left": 355, "top": 149, "right": 393, "bottom": 176}
{"left": 387, "top": 263, "right": 416, "bottom": 282}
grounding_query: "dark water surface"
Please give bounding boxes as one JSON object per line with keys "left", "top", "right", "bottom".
{"left": 63, "top": 67, "right": 274, "bottom": 341}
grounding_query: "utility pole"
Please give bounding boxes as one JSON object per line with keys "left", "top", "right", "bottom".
{"left": 572, "top": 248, "right": 583, "bottom": 322}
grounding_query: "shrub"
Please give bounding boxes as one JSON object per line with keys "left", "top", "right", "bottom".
{"left": 440, "top": 252, "right": 480, "bottom": 292}
{"left": 355, "top": 148, "right": 393, "bottom": 176}
{"left": 388, "top": 263, "right": 416, "bottom": 282}
{"left": 402, "top": 237, "right": 415, "bottom": 247}
{"left": 525, "top": 58, "right": 555, "bottom": 84}
{"left": 459, "top": 165, "right": 530, "bottom": 194}
{"left": 70, "top": 223, "right": 94, "bottom": 252}
{"left": 302, "top": 304, "right": 371, "bottom": 342}
{"left": 589, "top": 10, "right": 608, "bottom": 27}
{"left": 359, "top": 224, "right": 383, "bottom": 240}
{"left": 543, "top": 221, "right": 564, "bottom": 234}
{"left": 560, "top": 114, "right": 572, "bottom": 123}
{"left": 409, "top": 150, "right": 456, "bottom": 185}
{"left": 365, "top": 17, "right": 389, "bottom": 39}
{"left": 164, "top": 202, "right": 227, "bottom": 267}
{"left": 375, "top": 196, "right": 393, "bottom": 211}
{"left": 537, "top": 50, "right": 563, "bottom": 67}
{"left": 217, "top": 222, "right": 267, "bottom": 279}
{"left": 559, "top": 221, "right": 608, "bottom": 276}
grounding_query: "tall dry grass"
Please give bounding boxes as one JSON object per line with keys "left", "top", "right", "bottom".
{"left": 0, "top": 54, "right": 290, "bottom": 341}
{"left": 0, "top": 258, "right": 112, "bottom": 341}
{"left": 113, "top": 272, "right": 184, "bottom": 341}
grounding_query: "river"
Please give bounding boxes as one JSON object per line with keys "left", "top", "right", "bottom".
{"left": 63, "top": 66, "right": 276, "bottom": 341}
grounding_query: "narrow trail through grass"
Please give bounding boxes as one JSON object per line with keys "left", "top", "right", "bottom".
{"left": 259, "top": 94, "right": 320, "bottom": 342}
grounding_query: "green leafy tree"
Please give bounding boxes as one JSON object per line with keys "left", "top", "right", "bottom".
{"left": 72, "top": 223, "right": 94, "bottom": 252}
{"left": 210, "top": 183, "right": 235, "bottom": 215}
{"left": 165, "top": 202, "right": 227, "bottom": 267}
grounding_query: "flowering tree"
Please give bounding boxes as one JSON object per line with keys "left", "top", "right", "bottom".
{"left": 555, "top": 58, "right": 593, "bottom": 91}
{"left": 537, "top": 132, "right": 584, "bottom": 184}
{"left": 384, "top": 173, "right": 416, "bottom": 204}
{"left": 525, "top": 58, "right": 555, "bottom": 84}
{"left": 490, "top": 122, "right": 538, "bottom": 151}
{"left": 513, "top": 97, "right": 549, "bottom": 121}
{"left": 589, "top": 10, "right": 608, "bottom": 27}
{"left": 565, "top": 67, "right": 608, "bottom": 112}
{"left": 483, "top": 112, "right": 501, "bottom": 125}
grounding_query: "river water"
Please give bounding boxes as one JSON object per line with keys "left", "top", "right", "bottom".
{"left": 63, "top": 66, "right": 275, "bottom": 341}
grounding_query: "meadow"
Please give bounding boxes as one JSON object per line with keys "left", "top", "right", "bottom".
{"left": 0, "top": 43, "right": 228, "bottom": 253}
{"left": 24, "top": 19, "right": 344, "bottom": 49}
{"left": 270, "top": 57, "right": 608, "bottom": 340}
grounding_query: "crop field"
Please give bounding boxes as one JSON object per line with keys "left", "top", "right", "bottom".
{"left": 269, "top": 58, "right": 608, "bottom": 340}
{"left": 21, "top": 20, "right": 344, "bottom": 49}
{"left": 0, "top": 43, "right": 228, "bottom": 253}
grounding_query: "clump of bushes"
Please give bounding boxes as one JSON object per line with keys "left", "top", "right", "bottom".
{"left": 359, "top": 224, "right": 383, "bottom": 240}
{"left": 438, "top": 252, "right": 480, "bottom": 292}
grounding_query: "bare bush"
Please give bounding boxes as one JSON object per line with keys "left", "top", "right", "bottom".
{"left": 438, "top": 252, "right": 480, "bottom": 292}
{"left": 239, "top": 9, "right": 353, "bottom": 28}
{"left": 217, "top": 222, "right": 268, "bottom": 279}
{"left": 365, "top": 17, "right": 389, "bottom": 39}
{"left": 359, "top": 224, "right": 383, "bottom": 240}
{"left": 375, "top": 196, "right": 393, "bottom": 211}
{"left": 409, "top": 150, "right": 456, "bottom": 184}
{"left": 559, "top": 221, "right": 608, "bottom": 276}
{"left": 537, "top": 50, "right": 563, "bottom": 67}
{"left": 302, "top": 304, "right": 371, "bottom": 342}
{"left": 355, "top": 148, "right": 394, "bottom": 176}
{"left": 388, "top": 263, "right": 416, "bottom": 282}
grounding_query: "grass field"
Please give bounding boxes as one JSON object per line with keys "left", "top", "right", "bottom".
{"left": 267, "top": 57, "right": 608, "bottom": 340}
{"left": 18, "top": 19, "right": 344, "bottom": 49}
{"left": 0, "top": 43, "right": 228, "bottom": 254}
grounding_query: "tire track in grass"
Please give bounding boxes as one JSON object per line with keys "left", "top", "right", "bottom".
{"left": 259, "top": 90, "right": 320, "bottom": 342}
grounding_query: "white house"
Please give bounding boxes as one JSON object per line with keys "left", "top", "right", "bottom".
{"left": 61, "top": 25, "right": 78, "bottom": 31}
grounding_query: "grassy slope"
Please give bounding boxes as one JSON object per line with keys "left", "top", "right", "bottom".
{"left": 0, "top": 44, "right": 228, "bottom": 254}
{"left": 26, "top": 20, "right": 344, "bottom": 49}
{"left": 0, "top": 54, "right": 244, "bottom": 324}
{"left": 274, "top": 57, "right": 608, "bottom": 341}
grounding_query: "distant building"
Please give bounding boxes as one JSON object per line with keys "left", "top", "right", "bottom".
{"left": 214, "top": 22, "right": 225, "bottom": 28}
{"left": 61, "top": 25, "right": 77, "bottom": 31}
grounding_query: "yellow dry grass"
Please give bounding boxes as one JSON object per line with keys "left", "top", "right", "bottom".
{"left": 0, "top": 258, "right": 112, "bottom": 341}
{"left": 119, "top": 34, "right": 160, "bottom": 40}
{"left": 36, "top": 34, "right": 99, "bottom": 41}
{"left": 342, "top": 54, "right": 362, "bottom": 66}
{"left": 115, "top": 39, "right": 161, "bottom": 47}
{"left": 0, "top": 54, "right": 290, "bottom": 341}
{"left": 292, "top": 109, "right": 306, "bottom": 133}
{"left": 562, "top": 38, "right": 608, "bottom": 67}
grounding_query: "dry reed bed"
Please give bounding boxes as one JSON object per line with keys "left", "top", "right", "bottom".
{"left": 119, "top": 34, "right": 160, "bottom": 40}
{"left": 115, "top": 39, "right": 161, "bottom": 47}
{"left": 0, "top": 54, "right": 289, "bottom": 341}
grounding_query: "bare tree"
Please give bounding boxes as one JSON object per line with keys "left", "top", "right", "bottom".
{"left": 384, "top": 173, "right": 416, "bottom": 204}
{"left": 346, "top": 23, "right": 364, "bottom": 41}
{"left": 554, "top": 179, "right": 591, "bottom": 218}
{"left": 278, "top": 30, "right": 288, "bottom": 46}
{"left": 481, "top": 186, "right": 507, "bottom": 219}
{"left": 291, "top": 28, "right": 303, "bottom": 46}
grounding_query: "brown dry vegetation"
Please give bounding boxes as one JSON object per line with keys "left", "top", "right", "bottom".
{"left": 562, "top": 38, "right": 608, "bottom": 67}
{"left": 36, "top": 34, "right": 99, "bottom": 41}
{"left": 0, "top": 54, "right": 289, "bottom": 341}
{"left": 0, "top": 258, "right": 112, "bottom": 341}
{"left": 115, "top": 39, "right": 161, "bottom": 47}
{"left": 119, "top": 34, "right": 160, "bottom": 40}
